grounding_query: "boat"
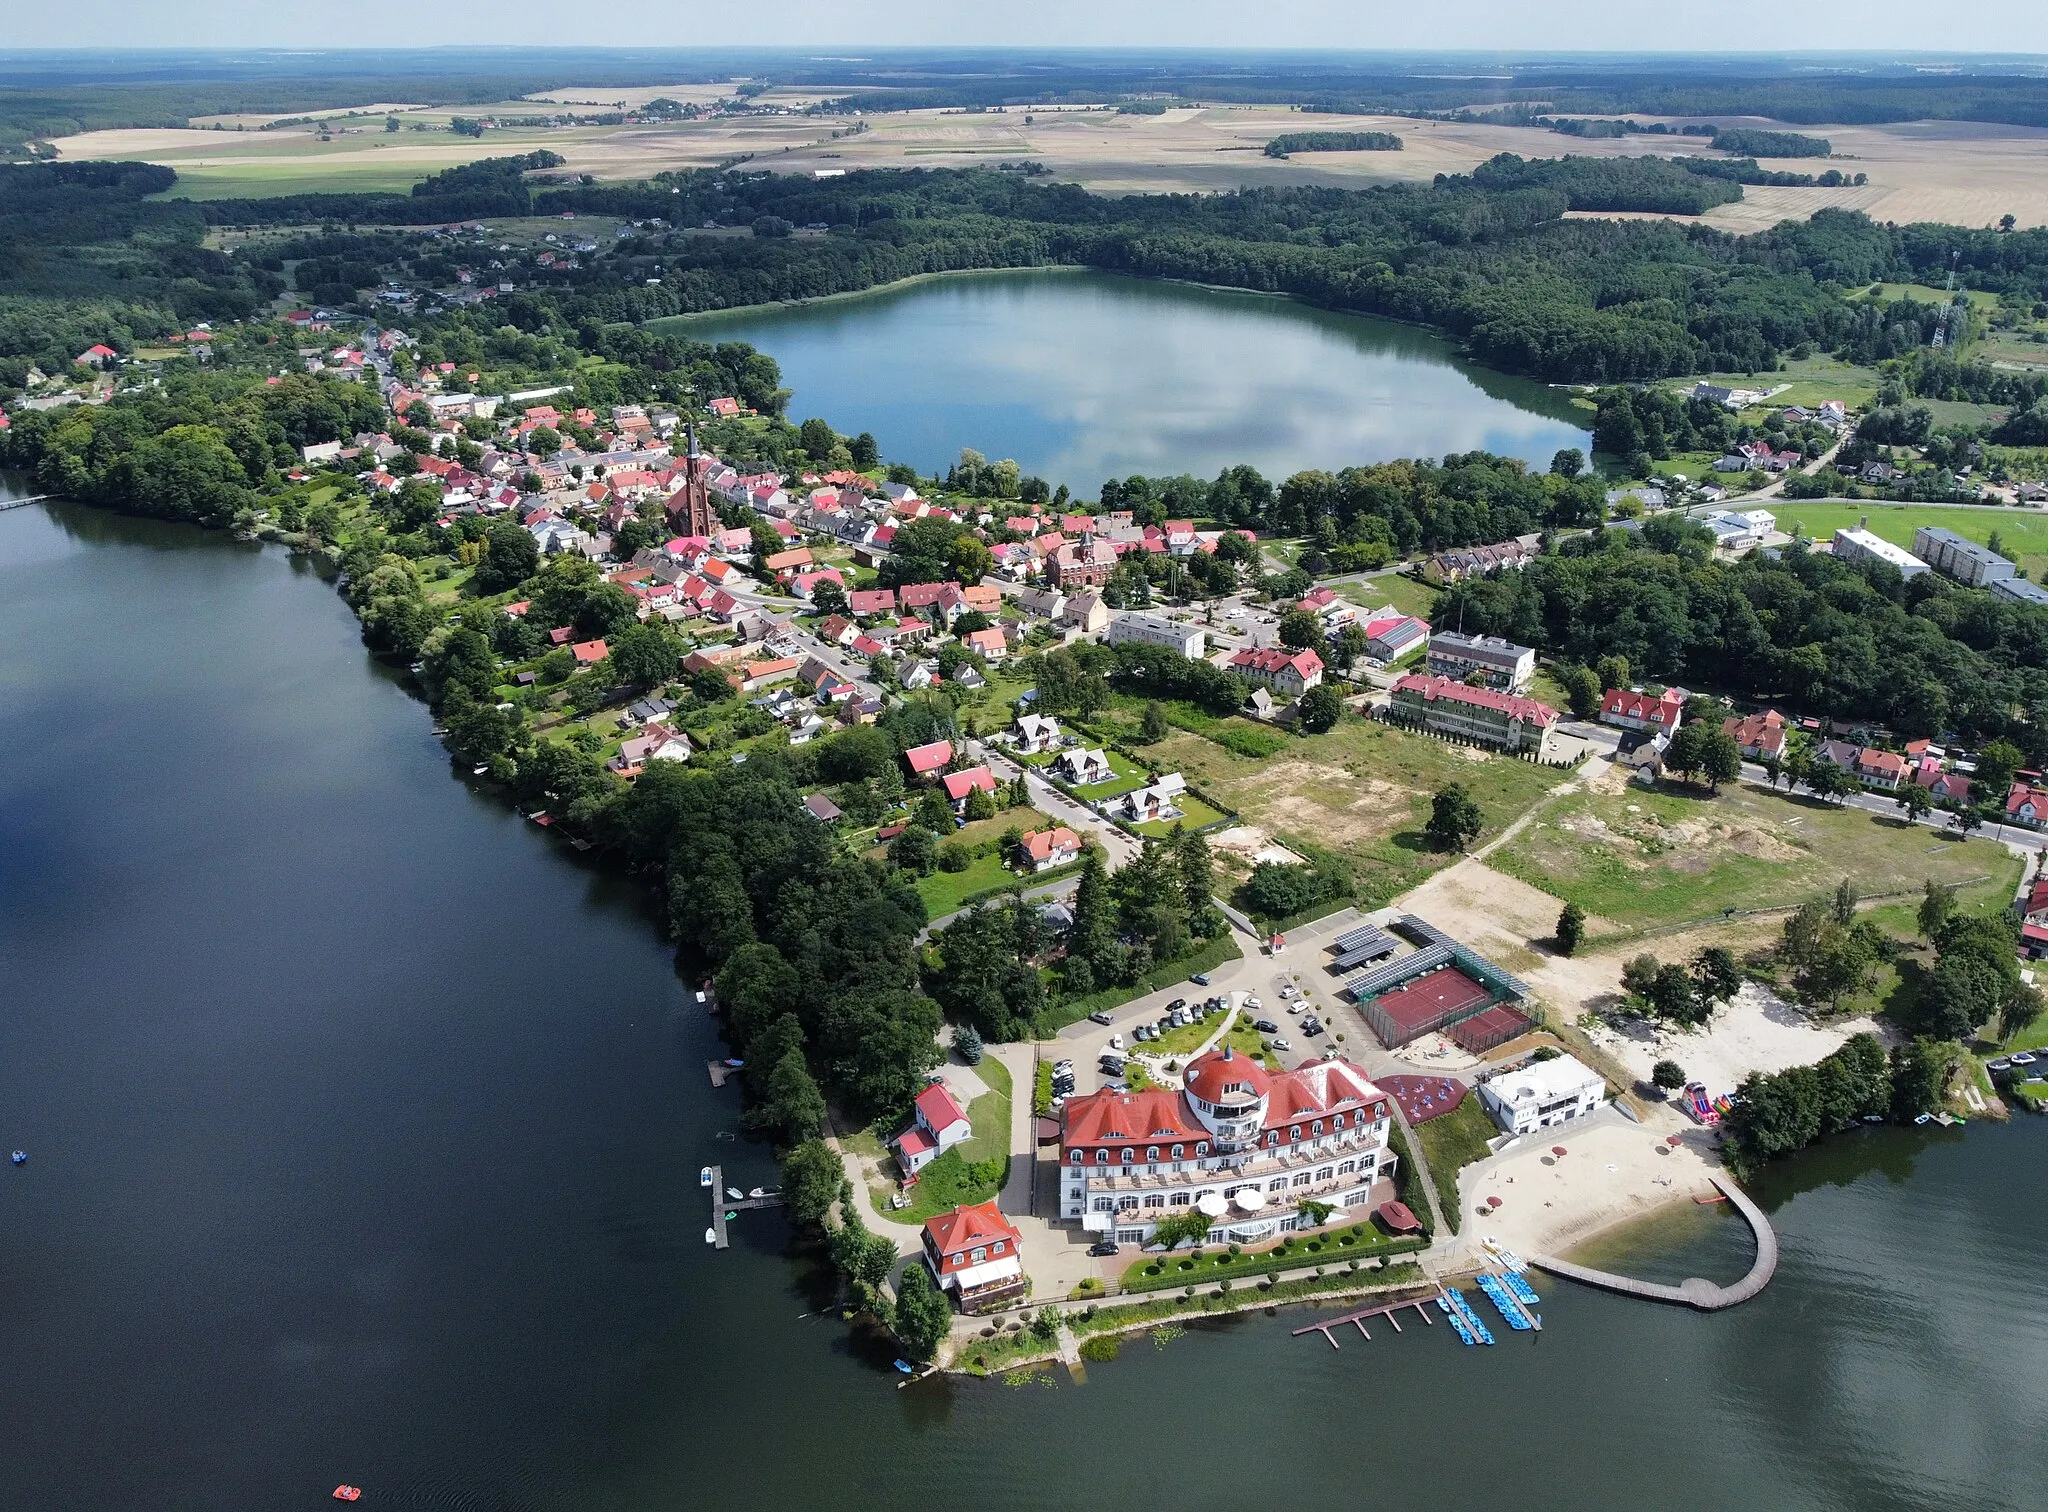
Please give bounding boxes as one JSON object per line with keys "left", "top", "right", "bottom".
{"left": 1914, "top": 1112, "right": 1933, "bottom": 1125}
{"left": 333, "top": 1488, "right": 362, "bottom": 1503}
{"left": 726, "top": 1186, "right": 745, "bottom": 1200}
{"left": 699, "top": 1166, "right": 713, "bottom": 1188}
{"left": 722, "top": 1058, "right": 745, "bottom": 1069}
{"left": 1862, "top": 1114, "right": 1884, "bottom": 1124}
{"left": 9, "top": 1151, "right": 24, "bottom": 1165}
{"left": 748, "top": 1187, "right": 766, "bottom": 1199}
{"left": 704, "top": 1227, "right": 717, "bottom": 1244}
{"left": 892, "top": 1359, "right": 915, "bottom": 1375}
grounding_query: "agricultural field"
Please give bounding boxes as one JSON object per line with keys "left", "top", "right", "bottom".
{"left": 1146, "top": 713, "right": 1567, "bottom": 904}
{"left": 1775, "top": 501, "right": 2048, "bottom": 582}
{"left": 1491, "top": 777, "right": 2022, "bottom": 933}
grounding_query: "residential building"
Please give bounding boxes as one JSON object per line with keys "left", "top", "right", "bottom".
{"left": 1014, "top": 585, "right": 1067, "bottom": 621}
{"left": 1228, "top": 645, "right": 1325, "bottom": 696}
{"left": 1614, "top": 728, "right": 1670, "bottom": 781}
{"left": 921, "top": 1201, "right": 1026, "bottom": 1312}
{"left": 1420, "top": 538, "right": 1536, "bottom": 585}
{"left": 1060, "top": 591, "right": 1110, "bottom": 634}
{"left": 1054, "top": 748, "right": 1114, "bottom": 785}
{"left": 1813, "top": 738, "right": 1862, "bottom": 771}
{"left": 1990, "top": 578, "right": 2048, "bottom": 608}
{"left": 962, "top": 626, "right": 1009, "bottom": 662}
{"left": 894, "top": 1083, "right": 973, "bottom": 1175}
{"left": 848, "top": 587, "right": 897, "bottom": 617}
{"left": 1019, "top": 826, "right": 1084, "bottom": 871}
{"left": 1914, "top": 526, "right": 2016, "bottom": 588}
{"left": 904, "top": 739, "right": 954, "bottom": 780}
{"left": 1912, "top": 761, "right": 1971, "bottom": 807}
{"left": 1831, "top": 525, "right": 1929, "bottom": 580}
{"left": 1014, "top": 714, "right": 1063, "bottom": 755}
{"left": 1059, "top": 1046, "right": 1397, "bottom": 1246}
{"left": 1362, "top": 613, "right": 1429, "bottom": 663}
{"left": 1107, "top": 612, "right": 1205, "bottom": 658}
{"left": 941, "top": 766, "right": 999, "bottom": 812}
{"left": 1599, "top": 687, "right": 1685, "bottom": 736}
{"left": 1111, "top": 774, "right": 1186, "bottom": 824}
{"left": 1853, "top": 748, "right": 1908, "bottom": 790}
{"left": 1724, "top": 709, "right": 1787, "bottom": 762}
{"left": 802, "top": 792, "right": 843, "bottom": 823}
{"left": 1476, "top": 1054, "right": 1605, "bottom": 1135}
{"left": 1425, "top": 631, "right": 1536, "bottom": 692}
{"left": 1385, "top": 674, "right": 1558, "bottom": 755}
{"left": 2007, "top": 783, "right": 2048, "bottom": 829}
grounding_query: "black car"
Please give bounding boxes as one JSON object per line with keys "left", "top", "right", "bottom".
{"left": 1254, "top": 1018, "right": 1280, "bottom": 1033}
{"left": 1165, "top": 998, "right": 1186, "bottom": 1013}
{"left": 1088, "top": 1240, "right": 1120, "bottom": 1257}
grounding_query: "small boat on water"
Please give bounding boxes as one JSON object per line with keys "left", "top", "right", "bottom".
{"left": 704, "top": 1227, "right": 717, "bottom": 1244}
{"left": 1914, "top": 1112, "right": 1933, "bottom": 1125}
{"left": 748, "top": 1187, "right": 767, "bottom": 1199}
{"left": 333, "top": 1487, "right": 362, "bottom": 1503}
{"left": 9, "top": 1151, "right": 24, "bottom": 1166}
{"left": 726, "top": 1186, "right": 745, "bottom": 1200}
{"left": 892, "top": 1360, "right": 915, "bottom": 1375}
{"left": 699, "top": 1166, "right": 714, "bottom": 1188}
{"left": 1862, "top": 1114, "right": 1884, "bottom": 1124}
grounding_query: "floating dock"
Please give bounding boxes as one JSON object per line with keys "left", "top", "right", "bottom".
{"left": 1475, "top": 1272, "right": 1541, "bottom": 1331}
{"left": 1531, "top": 1173, "right": 1777, "bottom": 1311}
{"left": 1437, "top": 1289, "right": 1496, "bottom": 1346}
{"left": 705, "top": 1164, "right": 783, "bottom": 1250}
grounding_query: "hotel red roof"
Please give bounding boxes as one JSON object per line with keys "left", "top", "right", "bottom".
{"left": 1600, "top": 687, "right": 1684, "bottom": 726}
{"left": 1391, "top": 673, "right": 1557, "bottom": 727}
{"left": 923, "top": 1200, "right": 1020, "bottom": 1258}
{"left": 1182, "top": 1046, "right": 1271, "bottom": 1105}
{"left": 1061, "top": 1088, "right": 1204, "bottom": 1148}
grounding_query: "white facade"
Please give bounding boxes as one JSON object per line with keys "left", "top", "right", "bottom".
{"left": 1477, "top": 1054, "right": 1606, "bottom": 1135}
{"left": 1832, "top": 527, "right": 1929, "bottom": 580}
{"left": 1914, "top": 526, "right": 2016, "bottom": 588}
{"left": 1426, "top": 632, "right": 1537, "bottom": 692}
{"left": 1107, "top": 612, "right": 1205, "bottom": 659}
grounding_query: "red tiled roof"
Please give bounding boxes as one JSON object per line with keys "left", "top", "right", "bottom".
{"left": 571, "top": 638, "right": 608, "bottom": 664}
{"left": 1061, "top": 1088, "right": 1204, "bottom": 1148}
{"left": 1020, "top": 827, "right": 1082, "bottom": 862}
{"left": 941, "top": 766, "right": 998, "bottom": 800}
{"left": 914, "top": 1082, "right": 969, "bottom": 1134}
{"left": 905, "top": 740, "right": 954, "bottom": 775}
{"left": 1600, "top": 688, "right": 1683, "bottom": 726}
{"left": 1392, "top": 673, "right": 1557, "bottom": 727}
{"left": 1230, "top": 646, "right": 1323, "bottom": 679}
{"left": 923, "top": 1200, "right": 1020, "bottom": 1260}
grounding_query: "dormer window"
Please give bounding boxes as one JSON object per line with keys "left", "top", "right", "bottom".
{"left": 1266, "top": 1131, "right": 1279, "bottom": 1147}
{"left": 1071, "top": 1151, "right": 1083, "bottom": 1164}
{"left": 1196, "top": 1142, "right": 1208, "bottom": 1155}
{"left": 1171, "top": 1144, "right": 1184, "bottom": 1159}
{"left": 1289, "top": 1126, "right": 1301, "bottom": 1143}
{"left": 1312, "top": 1121, "right": 1323, "bottom": 1135}
{"left": 1121, "top": 1149, "right": 1134, "bottom": 1165}
{"left": 1095, "top": 1150, "right": 1108, "bottom": 1164}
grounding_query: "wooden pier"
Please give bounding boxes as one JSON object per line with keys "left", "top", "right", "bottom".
{"left": 705, "top": 1165, "right": 783, "bottom": 1250}
{"left": 0, "top": 494, "right": 54, "bottom": 512}
{"left": 1291, "top": 1289, "right": 1439, "bottom": 1349}
{"left": 1530, "top": 1173, "right": 1777, "bottom": 1311}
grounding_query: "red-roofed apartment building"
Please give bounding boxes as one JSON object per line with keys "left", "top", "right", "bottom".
{"left": 1228, "top": 646, "right": 1324, "bottom": 697}
{"left": 1386, "top": 674, "right": 1557, "bottom": 756}
{"left": 1599, "top": 687, "right": 1685, "bottom": 736}
{"left": 922, "top": 1201, "right": 1026, "bottom": 1311}
{"left": 894, "top": 1082, "right": 973, "bottom": 1176}
{"left": 1059, "top": 1046, "right": 1396, "bottom": 1245}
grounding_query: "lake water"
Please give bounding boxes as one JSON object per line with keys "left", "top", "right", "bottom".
{"left": 4, "top": 484, "right": 2045, "bottom": 1512}
{"left": 671, "top": 269, "right": 1592, "bottom": 489}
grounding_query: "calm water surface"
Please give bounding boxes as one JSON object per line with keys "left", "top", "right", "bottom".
{"left": 2, "top": 485, "right": 2044, "bottom": 1512}
{"left": 673, "top": 270, "right": 1593, "bottom": 486}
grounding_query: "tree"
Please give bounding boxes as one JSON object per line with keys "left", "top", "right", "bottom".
{"left": 1297, "top": 684, "right": 1343, "bottom": 734}
{"left": 1832, "top": 877, "right": 1859, "bottom": 927}
{"left": 891, "top": 1263, "right": 953, "bottom": 1363}
{"left": 1622, "top": 952, "right": 1662, "bottom": 1000}
{"left": 1140, "top": 700, "right": 1169, "bottom": 742}
{"left": 742, "top": 1048, "right": 827, "bottom": 1147}
{"left": 1560, "top": 664, "right": 1602, "bottom": 719}
{"left": 472, "top": 517, "right": 539, "bottom": 594}
{"left": 781, "top": 1139, "right": 845, "bottom": 1229}
{"left": 610, "top": 623, "right": 679, "bottom": 690}
{"left": 1334, "top": 622, "right": 1369, "bottom": 673}
{"left": 1691, "top": 945, "right": 1740, "bottom": 1017}
{"left": 1593, "top": 654, "right": 1630, "bottom": 693}
{"left": 1648, "top": 962, "right": 1700, "bottom": 1023}
{"left": 1277, "top": 609, "right": 1323, "bottom": 651}
{"left": 1651, "top": 1059, "right": 1687, "bottom": 1091}
{"left": 890, "top": 825, "right": 938, "bottom": 875}
{"left": 1425, "top": 783, "right": 1484, "bottom": 852}
{"left": 1699, "top": 729, "right": 1741, "bottom": 792}
{"left": 1920, "top": 953, "right": 2004, "bottom": 1042}
{"left": 1550, "top": 447, "right": 1585, "bottom": 480}
{"left": 963, "top": 785, "right": 997, "bottom": 822}
{"left": 1918, "top": 879, "right": 1956, "bottom": 939}
{"left": 1804, "top": 760, "right": 1855, "bottom": 805}
{"left": 1888, "top": 1037, "right": 1953, "bottom": 1120}
{"left": 1150, "top": 1208, "right": 1215, "bottom": 1250}
{"left": 809, "top": 577, "right": 850, "bottom": 619}
{"left": 1896, "top": 783, "right": 1933, "bottom": 826}
{"left": 953, "top": 1024, "right": 985, "bottom": 1064}
{"left": 1555, "top": 901, "right": 1586, "bottom": 956}
{"left": 1998, "top": 981, "right": 2043, "bottom": 1043}
{"left": 1952, "top": 805, "right": 1987, "bottom": 840}
{"left": 1974, "top": 739, "right": 2023, "bottom": 802}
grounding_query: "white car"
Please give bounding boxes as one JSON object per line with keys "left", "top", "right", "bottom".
{"left": 1109, "top": 1033, "right": 1124, "bottom": 1050}
{"left": 1278, "top": 984, "right": 1298, "bottom": 999}
{"left": 1271, "top": 1037, "right": 1293, "bottom": 1052}
{"left": 1243, "top": 996, "right": 1262, "bottom": 1011}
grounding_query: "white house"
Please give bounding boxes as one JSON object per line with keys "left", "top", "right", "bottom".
{"left": 1107, "top": 612, "right": 1204, "bottom": 658}
{"left": 1477, "top": 1054, "right": 1605, "bottom": 1136}
{"left": 921, "top": 1201, "right": 1026, "bottom": 1312}
{"left": 894, "top": 1082, "right": 973, "bottom": 1175}
{"left": 1014, "top": 714, "right": 1063, "bottom": 754}
{"left": 1112, "top": 773, "right": 1186, "bottom": 824}
{"left": 1054, "top": 747, "right": 1114, "bottom": 785}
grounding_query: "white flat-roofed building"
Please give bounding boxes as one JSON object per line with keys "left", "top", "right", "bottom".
{"left": 1477, "top": 1053, "right": 1606, "bottom": 1135}
{"left": 1832, "top": 526, "right": 1928, "bottom": 580}
{"left": 1914, "top": 526, "right": 2016, "bottom": 588}
{"left": 1425, "top": 631, "right": 1537, "bottom": 692}
{"left": 1107, "top": 612, "right": 1204, "bottom": 658}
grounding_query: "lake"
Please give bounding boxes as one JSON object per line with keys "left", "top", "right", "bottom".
{"left": 3, "top": 485, "right": 2045, "bottom": 1512}
{"left": 667, "top": 269, "right": 1593, "bottom": 488}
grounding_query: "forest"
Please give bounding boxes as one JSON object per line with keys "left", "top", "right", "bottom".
{"left": 1263, "top": 131, "right": 1403, "bottom": 157}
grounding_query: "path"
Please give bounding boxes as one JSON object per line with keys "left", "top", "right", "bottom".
{"left": 1470, "top": 746, "right": 1609, "bottom": 864}
{"left": 1530, "top": 1173, "right": 1778, "bottom": 1310}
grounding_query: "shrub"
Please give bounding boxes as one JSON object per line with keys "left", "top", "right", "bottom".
{"left": 1079, "top": 1334, "right": 1122, "bottom": 1362}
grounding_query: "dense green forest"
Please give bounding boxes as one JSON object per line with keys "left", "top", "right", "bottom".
{"left": 1264, "top": 131, "right": 1402, "bottom": 157}
{"left": 1708, "top": 128, "right": 1832, "bottom": 159}
{"left": 1436, "top": 529, "right": 2048, "bottom": 750}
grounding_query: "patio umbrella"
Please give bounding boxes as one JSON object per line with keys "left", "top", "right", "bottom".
{"left": 1666, "top": 1133, "right": 1684, "bottom": 1147}
{"left": 1486, "top": 1195, "right": 1502, "bottom": 1209}
{"left": 1551, "top": 1146, "right": 1568, "bottom": 1156}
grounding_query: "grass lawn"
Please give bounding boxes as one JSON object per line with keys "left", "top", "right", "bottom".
{"left": 1772, "top": 501, "right": 2048, "bottom": 584}
{"left": 862, "top": 1061, "right": 1012, "bottom": 1226}
{"left": 916, "top": 852, "right": 1030, "bottom": 916}
{"left": 1133, "top": 793, "right": 1230, "bottom": 837}
{"left": 1119, "top": 1223, "right": 1423, "bottom": 1292}
{"left": 1341, "top": 574, "right": 1439, "bottom": 622}
{"left": 1146, "top": 1009, "right": 1278, "bottom": 1067}
{"left": 1493, "top": 779, "right": 2023, "bottom": 933}
{"left": 1065, "top": 749, "right": 1151, "bottom": 800}
{"left": 1411, "top": 1096, "right": 1498, "bottom": 1236}
{"left": 1660, "top": 354, "right": 1885, "bottom": 414}
{"left": 1147, "top": 716, "right": 1565, "bottom": 906}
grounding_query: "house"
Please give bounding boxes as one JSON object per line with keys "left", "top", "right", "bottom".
{"left": 1853, "top": 748, "right": 1908, "bottom": 790}
{"left": 848, "top": 587, "right": 897, "bottom": 618}
{"left": 1015, "top": 586, "right": 1067, "bottom": 620}
{"left": 1615, "top": 728, "right": 1670, "bottom": 781}
{"left": 740, "top": 656, "right": 800, "bottom": 692}
{"left": 1384, "top": 674, "right": 1558, "bottom": 756}
{"left": 1054, "top": 748, "right": 1114, "bottom": 785}
{"left": 1476, "top": 1054, "right": 1605, "bottom": 1135}
{"left": 763, "top": 546, "right": 813, "bottom": 578}
{"left": 2007, "top": 783, "right": 2048, "bottom": 829}
{"left": 962, "top": 626, "right": 1009, "bottom": 663}
{"left": 921, "top": 1201, "right": 1026, "bottom": 1312}
{"left": 1913, "top": 762, "right": 1971, "bottom": 807}
{"left": 1425, "top": 631, "right": 1536, "bottom": 692}
{"left": 1813, "top": 738, "right": 1863, "bottom": 772}
{"left": 1724, "top": 709, "right": 1788, "bottom": 762}
{"left": 817, "top": 614, "right": 858, "bottom": 647}
{"left": 1014, "top": 714, "right": 1063, "bottom": 754}
{"left": 1362, "top": 614, "right": 1428, "bottom": 664}
{"left": 1047, "top": 537, "right": 1118, "bottom": 589}
{"left": 570, "top": 638, "right": 609, "bottom": 667}
{"left": 1229, "top": 645, "right": 1324, "bottom": 697}
{"left": 1107, "top": 613, "right": 1205, "bottom": 658}
{"left": 1060, "top": 591, "right": 1111, "bottom": 634}
{"left": 802, "top": 793, "right": 843, "bottom": 823}
{"left": 1421, "top": 538, "right": 1536, "bottom": 585}
{"left": 1019, "top": 826, "right": 1084, "bottom": 871}
{"left": 941, "top": 766, "right": 999, "bottom": 812}
{"left": 1599, "top": 687, "right": 1685, "bottom": 736}
{"left": 1059, "top": 1047, "right": 1396, "bottom": 1245}
{"left": 788, "top": 568, "right": 845, "bottom": 601}
{"left": 1113, "top": 774, "right": 1186, "bottom": 824}
{"left": 894, "top": 1082, "right": 973, "bottom": 1176}
{"left": 904, "top": 740, "right": 955, "bottom": 780}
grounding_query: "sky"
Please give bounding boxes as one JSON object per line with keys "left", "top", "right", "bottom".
{"left": 10, "top": 2, "right": 2048, "bottom": 54}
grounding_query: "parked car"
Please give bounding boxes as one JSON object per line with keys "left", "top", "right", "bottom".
{"left": 1165, "top": 998, "right": 1186, "bottom": 1013}
{"left": 1190, "top": 973, "right": 1211, "bottom": 986}
{"left": 1088, "top": 1010, "right": 1115, "bottom": 1026}
{"left": 1134, "top": 1024, "right": 1153, "bottom": 1042}
{"left": 1088, "top": 1240, "right": 1120, "bottom": 1257}
{"left": 1109, "top": 1033, "right": 1124, "bottom": 1050}
{"left": 1271, "top": 1036, "right": 1293, "bottom": 1052}
{"left": 1287, "top": 1003, "right": 1304, "bottom": 1015}
{"left": 1254, "top": 1018, "right": 1280, "bottom": 1033}
{"left": 1244, "top": 996, "right": 1262, "bottom": 1010}
{"left": 1278, "top": 984, "right": 1298, "bottom": 999}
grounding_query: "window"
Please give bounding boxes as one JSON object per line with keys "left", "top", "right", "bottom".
{"left": 1196, "top": 1142, "right": 1208, "bottom": 1156}
{"left": 1170, "top": 1192, "right": 1191, "bottom": 1206}
{"left": 1117, "top": 1195, "right": 1138, "bottom": 1210}
{"left": 991, "top": 1241, "right": 1004, "bottom": 1254}
{"left": 1289, "top": 1126, "right": 1300, "bottom": 1143}
{"left": 971, "top": 1247, "right": 986, "bottom": 1263}
{"left": 1312, "top": 1121, "right": 1323, "bottom": 1135}
{"left": 1338, "top": 1160, "right": 1356, "bottom": 1174}
{"left": 1070, "top": 1151, "right": 1082, "bottom": 1164}
{"left": 1265, "top": 1132, "right": 1279, "bottom": 1147}
{"left": 1095, "top": 1150, "right": 1108, "bottom": 1164}
{"left": 1292, "top": 1173, "right": 1312, "bottom": 1187}
{"left": 1093, "top": 1197, "right": 1114, "bottom": 1212}
{"left": 1147, "top": 1146, "right": 1158, "bottom": 1162}
{"left": 1121, "top": 1149, "right": 1134, "bottom": 1165}
{"left": 1171, "top": 1144, "right": 1184, "bottom": 1159}
{"left": 1144, "top": 1194, "right": 1164, "bottom": 1208}
{"left": 1267, "top": 1177, "right": 1286, "bottom": 1192}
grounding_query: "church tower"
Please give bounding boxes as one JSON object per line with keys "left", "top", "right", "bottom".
{"left": 670, "top": 421, "right": 717, "bottom": 538}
